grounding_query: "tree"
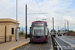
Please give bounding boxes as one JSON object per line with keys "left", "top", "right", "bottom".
{"left": 69, "top": 30, "right": 73, "bottom": 32}
{"left": 19, "top": 31, "right": 24, "bottom": 35}
{"left": 19, "top": 28, "right": 24, "bottom": 35}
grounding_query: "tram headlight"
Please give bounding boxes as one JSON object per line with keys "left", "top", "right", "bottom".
{"left": 32, "top": 36, "right": 34, "bottom": 38}
{"left": 43, "top": 36, "right": 45, "bottom": 38}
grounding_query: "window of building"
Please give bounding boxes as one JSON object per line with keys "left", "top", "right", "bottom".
{"left": 12, "top": 28, "right": 14, "bottom": 35}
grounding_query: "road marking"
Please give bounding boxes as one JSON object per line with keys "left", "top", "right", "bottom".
{"left": 50, "top": 36, "right": 53, "bottom": 50}
{"left": 57, "top": 37, "right": 75, "bottom": 48}
{"left": 53, "top": 37, "right": 63, "bottom": 50}
{"left": 9, "top": 41, "right": 30, "bottom": 50}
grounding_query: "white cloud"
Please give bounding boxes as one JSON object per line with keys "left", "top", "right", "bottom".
{"left": 63, "top": 16, "right": 73, "bottom": 21}
{"left": 63, "top": 16, "right": 75, "bottom": 27}
{"left": 0, "top": 0, "right": 75, "bottom": 30}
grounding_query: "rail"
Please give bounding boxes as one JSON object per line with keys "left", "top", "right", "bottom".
{"left": 51, "top": 36, "right": 63, "bottom": 50}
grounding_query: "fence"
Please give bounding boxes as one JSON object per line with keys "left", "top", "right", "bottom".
{"left": 51, "top": 36, "right": 63, "bottom": 50}
{"left": 19, "top": 35, "right": 25, "bottom": 40}
{"left": 66, "top": 32, "right": 75, "bottom": 36}
{"left": 0, "top": 35, "right": 12, "bottom": 43}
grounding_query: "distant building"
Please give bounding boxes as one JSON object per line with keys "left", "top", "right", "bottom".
{"left": 0, "top": 18, "right": 20, "bottom": 42}
{"left": 58, "top": 28, "right": 68, "bottom": 34}
{"left": 51, "top": 29, "right": 56, "bottom": 33}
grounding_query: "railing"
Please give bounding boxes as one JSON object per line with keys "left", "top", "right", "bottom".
{"left": 51, "top": 36, "right": 63, "bottom": 50}
{"left": 0, "top": 35, "right": 12, "bottom": 43}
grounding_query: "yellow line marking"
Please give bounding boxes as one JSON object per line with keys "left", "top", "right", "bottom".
{"left": 50, "top": 36, "right": 53, "bottom": 50}
{"left": 57, "top": 37, "right": 75, "bottom": 48}
{"left": 9, "top": 41, "right": 30, "bottom": 50}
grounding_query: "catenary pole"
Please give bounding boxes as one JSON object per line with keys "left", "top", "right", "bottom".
{"left": 65, "top": 23, "right": 66, "bottom": 32}
{"left": 52, "top": 17, "right": 54, "bottom": 30}
{"left": 67, "top": 21, "right": 69, "bottom": 35}
{"left": 58, "top": 26, "right": 59, "bottom": 30}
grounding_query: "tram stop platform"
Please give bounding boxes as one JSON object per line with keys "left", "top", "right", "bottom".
{"left": 0, "top": 38, "right": 30, "bottom": 50}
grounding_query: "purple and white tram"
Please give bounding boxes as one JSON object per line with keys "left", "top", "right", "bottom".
{"left": 30, "top": 21, "right": 49, "bottom": 42}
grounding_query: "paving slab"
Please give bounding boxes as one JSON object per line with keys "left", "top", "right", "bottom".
{"left": 0, "top": 38, "right": 30, "bottom": 50}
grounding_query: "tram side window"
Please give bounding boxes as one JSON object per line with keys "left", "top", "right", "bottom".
{"left": 45, "top": 27, "right": 48, "bottom": 35}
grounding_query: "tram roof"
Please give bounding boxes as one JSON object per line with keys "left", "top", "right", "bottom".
{"left": 32, "top": 21, "right": 47, "bottom": 24}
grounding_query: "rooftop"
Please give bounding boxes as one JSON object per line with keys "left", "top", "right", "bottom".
{"left": 0, "top": 18, "right": 20, "bottom": 24}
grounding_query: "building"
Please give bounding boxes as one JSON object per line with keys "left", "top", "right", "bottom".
{"left": 58, "top": 28, "right": 68, "bottom": 34}
{"left": 0, "top": 18, "right": 20, "bottom": 42}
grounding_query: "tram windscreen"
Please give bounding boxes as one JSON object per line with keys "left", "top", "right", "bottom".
{"left": 33, "top": 27, "right": 44, "bottom": 36}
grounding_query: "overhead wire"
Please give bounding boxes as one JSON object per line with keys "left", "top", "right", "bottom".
{"left": 27, "top": 0, "right": 47, "bottom": 15}
{"left": 35, "top": 0, "right": 43, "bottom": 15}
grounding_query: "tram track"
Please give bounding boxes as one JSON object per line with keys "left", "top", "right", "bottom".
{"left": 24, "top": 43, "right": 44, "bottom": 50}
{"left": 24, "top": 44, "right": 32, "bottom": 50}
{"left": 39, "top": 44, "right": 44, "bottom": 50}
{"left": 16, "top": 38, "right": 51, "bottom": 50}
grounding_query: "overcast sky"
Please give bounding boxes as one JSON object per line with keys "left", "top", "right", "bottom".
{"left": 0, "top": 0, "right": 75, "bottom": 31}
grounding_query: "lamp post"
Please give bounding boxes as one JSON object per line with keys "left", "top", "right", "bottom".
{"left": 64, "top": 20, "right": 69, "bottom": 35}
{"left": 16, "top": 0, "right": 18, "bottom": 41}
{"left": 58, "top": 26, "right": 59, "bottom": 33}
{"left": 64, "top": 23, "right": 66, "bottom": 32}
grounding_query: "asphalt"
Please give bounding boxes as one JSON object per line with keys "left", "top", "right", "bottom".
{"left": 58, "top": 36, "right": 75, "bottom": 46}
{"left": 64, "top": 36, "right": 75, "bottom": 40}
{"left": 16, "top": 38, "right": 52, "bottom": 50}
{"left": 55, "top": 37, "right": 75, "bottom": 50}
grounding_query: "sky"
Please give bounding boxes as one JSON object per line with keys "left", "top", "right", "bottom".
{"left": 0, "top": 0, "right": 75, "bottom": 32}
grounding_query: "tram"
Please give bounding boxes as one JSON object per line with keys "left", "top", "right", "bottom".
{"left": 51, "top": 29, "right": 56, "bottom": 37}
{"left": 30, "top": 21, "right": 49, "bottom": 42}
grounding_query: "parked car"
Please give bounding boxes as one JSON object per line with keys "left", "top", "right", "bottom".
{"left": 58, "top": 33, "right": 62, "bottom": 36}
